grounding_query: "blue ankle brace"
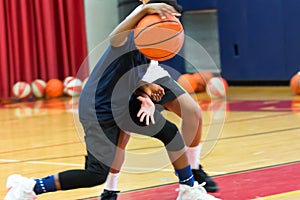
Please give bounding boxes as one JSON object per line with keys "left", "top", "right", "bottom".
{"left": 175, "top": 165, "right": 195, "bottom": 187}
{"left": 34, "top": 175, "right": 57, "bottom": 194}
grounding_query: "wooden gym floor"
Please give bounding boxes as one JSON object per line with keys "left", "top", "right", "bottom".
{"left": 0, "top": 86, "right": 300, "bottom": 200}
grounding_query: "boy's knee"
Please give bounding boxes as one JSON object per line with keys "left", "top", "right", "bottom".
{"left": 83, "top": 153, "right": 111, "bottom": 186}
{"left": 85, "top": 170, "right": 107, "bottom": 185}
{"left": 154, "top": 121, "right": 185, "bottom": 151}
{"left": 193, "top": 106, "right": 202, "bottom": 120}
{"left": 184, "top": 104, "right": 202, "bottom": 121}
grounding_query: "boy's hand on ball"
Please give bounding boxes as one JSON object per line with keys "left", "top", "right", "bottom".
{"left": 143, "top": 3, "right": 181, "bottom": 19}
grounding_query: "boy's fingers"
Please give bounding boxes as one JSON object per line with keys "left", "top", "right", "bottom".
{"left": 151, "top": 115, "right": 155, "bottom": 124}
{"left": 137, "top": 109, "right": 143, "bottom": 117}
{"left": 140, "top": 112, "right": 146, "bottom": 122}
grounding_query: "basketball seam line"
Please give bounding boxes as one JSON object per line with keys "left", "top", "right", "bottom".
{"left": 135, "top": 29, "right": 183, "bottom": 47}
{"left": 134, "top": 19, "right": 180, "bottom": 39}
{"left": 146, "top": 38, "right": 183, "bottom": 59}
{"left": 134, "top": 19, "right": 179, "bottom": 39}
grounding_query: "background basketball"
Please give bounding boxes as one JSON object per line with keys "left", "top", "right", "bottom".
{"left": 177, "top": 74, "right": 198, "bottom": 94}
{"left": 12, "top": 81, "right": 32, "bottom": 99}
{"left": 64, "top": 77, "right": 83, "bottom": 97}
{"left": 290, "top": 72, "right": 300, "bottom": 95}
{"left": 45, "top": 79, "right": 64, "bottom": 99}
{"left": 134, "top": 14, "right": 184, "bottom": 61}
{"left": 63, "top": 76, "right": 75, "bottom": 87}
{"left": 31, "top": 79, "right": 46, "bottom": 98}
{"left": 192, "top": 71, "right": 214, "bottom": 92}
{"left": 206, "top": 77, "right": 228, "bottom": 99}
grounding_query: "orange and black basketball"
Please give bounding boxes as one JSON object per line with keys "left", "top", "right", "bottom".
{"left": 134, "top": 14, "right": 184, "bottom": 61}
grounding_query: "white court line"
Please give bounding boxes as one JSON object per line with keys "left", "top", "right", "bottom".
{"left": 0, "top": 159, "right": 226, "bottom": 175}
{"left": 0, "top": 159, "right": 82, "bottom": 167}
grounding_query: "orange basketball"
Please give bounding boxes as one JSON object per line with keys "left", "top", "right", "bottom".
{"left": 192, "top": 72, "right": 214, "bottom": 92}
{"left": 177, "top": 74, "right": 197, "bottom": 94}
{"left": 45, "top": 79, "right": 64, "bottom": 98}
{"left": 290, "top": 72, "right": 300, "bottom": 95}
{"left": 134, "top": 14, "right": 184, "bottom": 61}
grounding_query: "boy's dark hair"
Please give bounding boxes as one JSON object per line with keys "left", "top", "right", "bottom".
{"left": 150, "top": 0, "right": 183, "bottom": 13}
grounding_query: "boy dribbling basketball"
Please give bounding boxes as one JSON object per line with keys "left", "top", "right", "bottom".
{"left": 4, "top": 1, "right": 220, "bottom": 200}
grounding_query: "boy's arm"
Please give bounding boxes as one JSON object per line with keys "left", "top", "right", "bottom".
{"left": 136, "top": 80, "right": 165, "bottom": 102}
{"left": 109, "top": 3, "right": 180, "bottom": 47}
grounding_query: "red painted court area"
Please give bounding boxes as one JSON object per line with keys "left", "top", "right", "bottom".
{"left": 82, "top": 161, "right": 300, "bottom": 200}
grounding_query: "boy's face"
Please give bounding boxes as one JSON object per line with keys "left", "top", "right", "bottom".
{"left": 139, "top": 0, "right": 150, "bottom": 4}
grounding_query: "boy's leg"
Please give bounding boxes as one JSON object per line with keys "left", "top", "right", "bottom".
{"left": 164, "top": 93, "right": 219, "bottom": 192}
{"left": 101, "top": 130, "right": 130, "bottom": 200}
{"left": 124, "top": 97, "right": 195, "bottom": 185}
{"left": 5, "top": 121, "right": 119, "bottom": 200}
{"left": 154, "top": 77, "right": 218, "bottom": 192}
{"left": 163, "top": 93, "right": 202, "bottom": 147}
{"left": 153, "top": 123, "right": 220, "bottom": 199}
{"left": 5, "top": 154, "right": 111, "bottom": 200}
{"left": 57, "top": 120, "right": 120, "bottom": 190}
{"left": 109, "top": 130, "right": 130, "bottom": 173}
{"left": 155, "top": 77, "right": 202, "bottom": 148}
{"left": 125, "top": 97, "right": 220, "bottom": 200}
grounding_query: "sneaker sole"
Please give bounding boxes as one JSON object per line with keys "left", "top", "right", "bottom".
{"left": 205, "top": 185, "right": 219, "bottom": 193}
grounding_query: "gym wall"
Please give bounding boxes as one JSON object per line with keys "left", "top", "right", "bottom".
{"left": 217, "top": 0, "right": 300, "bottom": 82}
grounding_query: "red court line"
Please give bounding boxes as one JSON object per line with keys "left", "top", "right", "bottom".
{"left": 82, "top": 161, "right": 300, "bottom": 200}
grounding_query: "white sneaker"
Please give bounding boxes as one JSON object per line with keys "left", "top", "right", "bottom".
{"left": 176, "top": 181, "right": 221, "bottom": 200}
{"left": 4, "top": 174, "right": 37, "bottom": 200}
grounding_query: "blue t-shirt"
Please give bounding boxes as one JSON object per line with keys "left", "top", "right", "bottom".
{"left": 79, "top": 32, "right": 149, "bottom": 122}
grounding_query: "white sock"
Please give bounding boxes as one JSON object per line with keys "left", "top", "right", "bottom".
{"left": 104, "top": 172, "right": 120, "bottom": 191}
{"left": 186, "top": 144, "right": 201, "bottom": 169}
